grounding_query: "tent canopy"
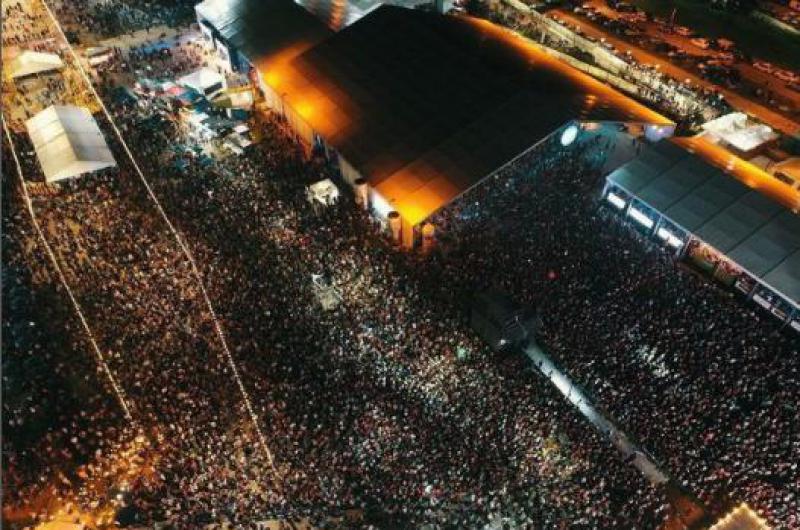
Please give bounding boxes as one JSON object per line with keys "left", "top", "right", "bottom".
{"left": 608, "top": 139, "right": 800, "bottom": 307}
{"left": 178, "top": 67, "right": 226, "bottom": 97}
{"left": 307, "top": 178, "right": 339, "bottom": 206}
{"left": 9, "top": 50, "right": 64, "bottom": 79}
{"left": 25, "top": 105, "right": 117, "bottom": 183}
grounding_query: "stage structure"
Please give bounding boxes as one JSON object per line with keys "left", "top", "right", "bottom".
{"left": 470, "top": 289, "right": 540, "bottom": 352}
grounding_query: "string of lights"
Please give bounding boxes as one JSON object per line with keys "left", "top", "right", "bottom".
{"left": 2, "top": 115, "right": 135, "bottom": 423}
{"left": 37, "top": 0, "right": 280, "bottom": 479}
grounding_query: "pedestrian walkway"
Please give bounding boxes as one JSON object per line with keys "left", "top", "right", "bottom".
{"left": 522, "top": 341, "right": 670, "bottom": 485}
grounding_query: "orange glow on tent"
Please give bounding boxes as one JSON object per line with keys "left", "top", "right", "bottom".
{"left": 673, "top": 136, "right": 800, "bottom": 212}
{"left": 461, "top": 16, "right": 672, "bottom": 127}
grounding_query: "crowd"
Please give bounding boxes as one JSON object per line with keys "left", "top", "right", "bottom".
{"left": 482, "top": 1, "right": 732, "bottom": 125}
{"left": 51, "top": 0, "right": 195, "bottom": 40}
{"left": 427, "top": 131, "right": 800, "bottom": 527}
{"left": 3, "top": 0, "right": 798, "bottom": 528}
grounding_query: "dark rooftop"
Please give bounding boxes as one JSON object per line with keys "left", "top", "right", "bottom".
{"left": 196, "top": 0, "right": 333, "bottom": 73}
{"left": 270, "top": 6, "right": 670, "bottom": 223}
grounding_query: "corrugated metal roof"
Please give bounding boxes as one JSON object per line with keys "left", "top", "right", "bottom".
{"left": 609, "top": 140, "right": 800, "bottom": 307}
{"left": 196, "top": 0, "right": 332, "bottom": 72}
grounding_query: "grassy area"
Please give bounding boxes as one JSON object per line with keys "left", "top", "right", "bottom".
{"left": 631, "top": 0, "right": 800, "bottom": 71}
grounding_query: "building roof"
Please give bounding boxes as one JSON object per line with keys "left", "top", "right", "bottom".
{"left": 266, "top": 7, "right": 671, "bottom": 225}
{"left": 178, "top": 67, "right": 225, "bottom": 94}
{"left": 608, "top": 139, "right": 800, "bottom": 307}
{"left": 7, "top": 50, "right": 64, "bottom": 79}
{"left": 195, "top": 0, "right": 332, "bottom": 73}
{"left": 292, "top": 0, "right": 385, "bottom": 30}
{"left": 25, "top": 105, "right": 117, "bottom": 183}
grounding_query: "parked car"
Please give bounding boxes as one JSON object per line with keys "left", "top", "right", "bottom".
{"left": 774, "top": 69, "right": 798, "bottom": 83}
{"left": 753, "top": 61, "right": 775, "bottom": 74}
{"left": 691, "top": 38, "right": 710, "bottom": 49}
{"left": 674, "top": 26, "right": 695, "bottom": 37}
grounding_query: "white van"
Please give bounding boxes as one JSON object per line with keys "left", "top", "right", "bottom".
{"left": 85, "top": 46, "right": 113, "bottom": 66}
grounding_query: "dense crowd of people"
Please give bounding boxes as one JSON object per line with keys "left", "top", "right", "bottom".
{"left": 427, "top": 132, "right": 800, "bottom": 526}
{"left": 51, "top": 0, "right": 195, "bottom": 41}
{"left": 3, "top": 0, "right": 798, "bottom": 528}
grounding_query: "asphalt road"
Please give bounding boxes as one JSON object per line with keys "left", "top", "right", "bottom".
{"left": 552, "top": 5, "right": 800, "bottom": 135}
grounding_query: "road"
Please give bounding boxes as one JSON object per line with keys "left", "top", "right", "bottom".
{"left": 584, "top": 0, "right": 800, "bottom": 107}
{"left": 552, "top": 5, "right": 800, "bottom": 135}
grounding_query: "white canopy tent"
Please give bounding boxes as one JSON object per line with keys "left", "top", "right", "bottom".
{"left": 9, "top": 50, "right": 64, "bottom": 79}
{"left": 178, "top": 67, "right": 226, "bottom": 99}
{"left": 701, "top": 112, "right": 777, "bottom": 154}
{"left": 25, "top": 105, "right": 117, "bottom": 183}
{"left": 307, "top": 178, "right": 340, "bottom": 208}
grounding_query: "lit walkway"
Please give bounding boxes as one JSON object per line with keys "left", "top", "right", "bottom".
{"left": 522, "top": 342, "right": 670, "bottom": 486}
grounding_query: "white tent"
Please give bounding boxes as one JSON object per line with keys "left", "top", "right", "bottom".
{"left": 701, "top": 112, "right": 777, "bottom": 154}
{"left": 25, "top": 105, "right": 117, "bottom": 183}
{"left": 178, "top": 67, "right": 226, "bottom": 99}
{"left": 307, "top": 178, "right": 339, "bottom": 208}
{"left": 9, "top": 50, "right": 64, "bottom": 79}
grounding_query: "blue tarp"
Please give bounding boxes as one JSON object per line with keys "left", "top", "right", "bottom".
{"left": 139, "top": 41, "right": 171, "bottom": 55}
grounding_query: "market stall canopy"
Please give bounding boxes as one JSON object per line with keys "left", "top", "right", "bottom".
{"left": 178, "top": 67, "right": 226, "bottom": 98}
{"left": 25, "top": 105, "right": 117, "bottom": 183}
{"left": 9, "top": 50, "right": 64, "bottom": 79}
{"left": 210, "top": 86, "right": 255, "bottom": 109}
{"left": 307, "top": 178, "right": 340, "bottom": 207}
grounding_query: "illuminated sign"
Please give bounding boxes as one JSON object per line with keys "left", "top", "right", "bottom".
{"left": 628, "top": 206, "right": 654, "bottom": 229}
{"left": 606, "top": 191, "right": 626, "bottom": 209}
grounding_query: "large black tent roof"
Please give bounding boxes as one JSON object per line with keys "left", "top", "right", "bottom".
{"left": 196, "top": 0, "right": 332, "bottom": 71}
{"left": 270, "top": 6, "right": 671, "bottom": 224}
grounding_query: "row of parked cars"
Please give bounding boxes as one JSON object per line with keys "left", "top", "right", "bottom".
{"left": 570, "top": 1, "right": 800, "bottom": 92}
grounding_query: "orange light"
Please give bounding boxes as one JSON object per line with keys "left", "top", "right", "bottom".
{"left": 460, "top": 15, "right": 673, "bottom": 126}
{"left": 672, "top": 136, "right": 800, "bottom": 212}
{"left": 295, "top": 100, "right": 314, "bottom": 120}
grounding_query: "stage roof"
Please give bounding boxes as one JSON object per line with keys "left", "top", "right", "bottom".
{"left": 195, "top": 0, "right": 332, "bottom": 73}
{"left": 608, "top": 139, "right": 800, "bottom": 307}
{"left": 25, "top": 105, "right": 117, "bottom": 183}
{"left": 266, "top": 7, "right": 672, "bottom": 225}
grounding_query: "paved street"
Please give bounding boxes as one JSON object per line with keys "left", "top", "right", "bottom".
{"left": 552, "top": 6, "right": 800, "bottom": 135}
